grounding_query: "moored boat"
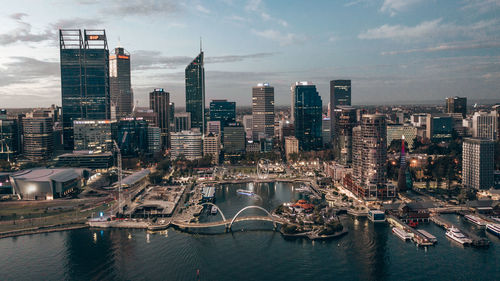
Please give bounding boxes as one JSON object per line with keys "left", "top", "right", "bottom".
{"left": 392, "top": 227, "right": 412, "bottom": 241}
{"left": 446, "top": 226, "right": 472, "bottom": 245}
{"left": 486, "top": 223, "right": 500, "bottom": 237}
{"left": 236, "top": 189, "right": 256, "bottom": 196}
{"left": 464, "top": 215, "right": 487, "bottom": 227}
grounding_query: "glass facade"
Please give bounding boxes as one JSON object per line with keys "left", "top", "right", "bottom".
{"left": 291, "top": 82, "right": 323, "bottom": 151}
{"left": 209, "top": 100, "right": 236, "bottom": 129}
{"left": 60, "top": 29, "right": 110, "bottom": 150}
{"left": 116, "top": 118, "right": 149, "bottom": 157}
{"left": 110, "top": 47, "right": 133, "bottom": 119}
{"left": 185, "top": 51, "right": 205, "bottom": 134}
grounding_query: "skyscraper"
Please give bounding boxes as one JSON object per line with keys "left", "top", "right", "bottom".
{"left": 330, "top": 80, "right": 351, "bottom": 139}
{"left": 185, "top": 49, "right": 205, "bottom": 134}
{"left": 472, "top": 111, "right": 497, "bottom": 140}
{"left": 333, "top": 106, "right": 357, "bottom": 166}
{"left": 446, "top": 96, "right": 467, "bottom": 118}
{"left": 149, "top": 88, "right": 170, "bottom": 149}
{"left": 209, "top": 100, "right": 236, "bottom": 129}
{"left": 171, "top": 129, "right": 203, "bottom": 160}
{"left": 110, "top": 47, "right": 133, "bottom": 119}
{"left": 23, "top": 116, "right": 54, "bottom": 161}
{"left": 252, "top": 83, "right": 275, "bottom": 140}
{"left": 397, "top": 136, "right": 407, "bottom": 192}
{"left": 291, "top": 82, "right": 323, "bottom": 151}
{"left": 463, "top": 138, "right": 494, "bottom": 190}
{"left": 60, "top": 29, "right": 110, "bottom": 150}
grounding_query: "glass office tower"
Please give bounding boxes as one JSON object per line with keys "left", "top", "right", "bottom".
{"left": 59, "top": 29, "right": 110, "bottom": 150}
{"left": 291, "top": 82, "right": 323, "bottom": 151}
{"left": 110, "top": 47, "right": 133, "bottom": 119}
{"left": 185, "top": 50, "right": 205, "bottom": 134}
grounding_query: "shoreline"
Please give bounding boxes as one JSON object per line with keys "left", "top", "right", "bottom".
{"left": 0, "top": 223, "right": 89, "bottom": 240}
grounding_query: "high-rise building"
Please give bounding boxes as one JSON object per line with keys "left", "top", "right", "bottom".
{"left": 386, "top": 124, "right": 417, "bottom": 150}
{"left": 203, "top": 132, "right": 220, "bottom": 164}
{"left": 446, "top": 96, "right": 467, "bottom": 118}
{"left": 174, "top": 112, "right": 192, "bottom": 133}
{"left": 110, "top": 47, "right": 133, "bottom": 119}
{"left": 60, "top": 29, "right": 110, "bottom": 150}
{"left": 115, "top": 118, "right": 149, "bottom": 157}
{"left": 209, "top": 100, "right": 236, "bottom": 129}
{"left": 135, "top": 109, "right": 157, "bottom": 126}
{"left": 185, "top": 50, "right": 205, "bottom": 134}
{"left": 149, "top": 88, "right": 170, "bottom": 149}
{"left": 333, "top": 106, "right": 357, "bottom": 166}
{"left": 73, "top": 120, "right": 115, "bottom": 153}
{"left": 463, "top": 138, "right": 494, "bottom": 190}
{"left": 472, "top": 111, "right": 497, "bottom": 140}
{"left": 285, "top": 136, "right": 299, "bottom": 160}
{"left": 291, "top": 82, "right": 322, "bottom": 151}
{"left": 242, "top": 115, "right": 253, "bottom": 140}
{"left": 352, "top": 114, "right": 394, "bottom": 199}
{"left": 252, "top": 83, "right": 275, "bottom": 140}
{"left": 207, "top": 120, "right": 221, "bottom": 136}
{"left": 322, "top": 117, "right": 331, "bottom": 146}
{"left": 23, "top": 116, "right": 54, "bottom": 160}
{"left": 170, "top": 129, "right": 203, "bottom": 160}
{"left": 426, "top": 114, "right": 453, "bottom": 141}
{"left": 147, "top": 126, "right": 161, "bottom": 154}
{"left": 223, "top": 123, "right": 246, "bottom": 155}
{"left": 397, "top": 136, "right": 407, "bottom": 192}
{"left": 330, "top": 80, "right": 351, "bottom": 139}
{"left": 0, "top": 112, "right": 20, "bottom": 160}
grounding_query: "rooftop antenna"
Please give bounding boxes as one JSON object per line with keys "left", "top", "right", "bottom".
{"left": 200, "top": 36, "right": 202, "bottom": 52}
{"left": 117, "top": 36, "right": 121, "bottom": 48}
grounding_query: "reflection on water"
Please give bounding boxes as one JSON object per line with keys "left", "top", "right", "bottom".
{"left": 0, "top": 182, "right": 498, "bottom": 281}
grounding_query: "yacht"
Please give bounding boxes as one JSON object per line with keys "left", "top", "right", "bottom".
{"left": 486, "top": 223, "right": 500, "bottom": 237}
{"left": 446, "top": 226, "right": 472, "bottom": 245}
{"left": 464, "top": 215, "right": 486, "bottom": 227}
{"left": 211, "top": 206, "right": 218, "bottom": 215}
{"left": 392, "top": 227, "right": 412, "bottom": 241}
{"left": 236, "top": 189, "right": 256, "bottom": 196}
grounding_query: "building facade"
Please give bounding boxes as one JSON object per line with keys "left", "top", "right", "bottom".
{"left": 59, "top": 29, "right": 110, "bottom": 150}
{"left": 174, "top": 112, "right": 192, "bottom": 133}
{"left": 209, "top": 100, "right": 236, "bottom": 129}
{"left": 170, "top": 129, "right": 203, "bottom": 160}
{"left": 116, "top": 118, "right": 149, "bottom": 157}
{"left": 387, "top": 124, "right": 417, "bottom": 150}
{"left": 185, "top": 51, "right": 205, "bottom": 134}
{"left": 22, "top": 117, "right": 54, "bottom": 160}
{"left": 285, "top": 136, "right": 299, "bottom": 160}
{"left": 330, "top": 80, "right": 351, "bottom": 139}
{"left": 462, "top": 138, "right": 494, "bottom": 190}
{"left": 333, "top": 106, "right": 357, "bottom": 166}
{"left": 203, "top": 133, "right": 220, "bottom": 164}
{"left": 223, "top": 124, "right": 246, "bottom": 155}
{"left": 73, "top": 120, "right": 115, "bottom": 153}
{"left": 252, "top": 83, "right": 275, "bottom": 140}
{"left": 446, "top": 96, "right": 467, "bottom": 118}
{"left": 472, "top": 111, "right": 497, "bottom": 140}
{"left": 110, "top": 47, "right": 133, "bottom": 119}
{"left": 149, "top": 88, "right": 170, "bottom": 149}
{"left": 291, "top": 82, "right": 323, "bottom": 151}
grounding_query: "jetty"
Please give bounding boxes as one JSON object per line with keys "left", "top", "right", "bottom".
{"left": 430, "top": 215, "right": 490, "bottom": 248}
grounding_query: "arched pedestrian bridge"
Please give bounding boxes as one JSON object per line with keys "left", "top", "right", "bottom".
{"left": 172, "top": 205, "right": 292, "bottom": 231}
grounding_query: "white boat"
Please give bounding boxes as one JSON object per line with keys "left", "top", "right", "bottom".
{"left": 464, "top": 215, "right": 486, "bottom": 227}
{"left": 392, "top": 227, "right": 412, "bottom": 241}
{"left": 236, "top": 189, "right": 256, "bottom": 196}
{"left": 486, "top": 223, "right": 500, "bottom": 237}
{"left": 211, "top": 206, "right": 218, "bottom": 215}
{"left": 295, "top": 185, "right": 311, "bottom": 193}
{"left": 491, "top": 217, "right": 500, "bottom": 224}
{"left": 417, "top": 229, "right": 437, "bottom": 243}
{"left": 446, "top": 226, "right": 472, "bottom": 245}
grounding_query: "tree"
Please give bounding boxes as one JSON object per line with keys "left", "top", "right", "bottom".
{"left": 148, "top": 171, "right": 164, "bottom": 185}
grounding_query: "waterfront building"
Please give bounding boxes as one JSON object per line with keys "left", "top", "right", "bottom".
{"left": 110, "top": 47, "right": 133, "bottom": 119}
{"left": 116, "top": 118, "right": 149, "bottom": 157}
{"left": 223, "top": 123, "right": 246, "bottom": 156}
{"left": 333, "top": 106, "right": 357, "bottom": 166}
{"left": 209, "top": 100, "right": 236, "bottom": 129}
{"left": 386, "top": 124, "right": 417, "bottom": 150}
{"left": 284, "top": 136, "right": 299, "bottom": 161}
{"left": 10, "top": 168, "right": 83, "bottom": 200}
{"left": 252, "top": 83, "right": 275, "bottom": 140}
{"left": 170, "top": 129, "right": 203, "bottom": 160}
{"left": 203, "top": 133, "right": 220, "bottom": 164}
{"left": 149, "top": 88, "right": 170, "bottom": 149}
{"left": 462, "top": 138, "right": 495, "bottom": 190}
{"left": 185, "top": 49, "right": 205, "bottom": 134}
{"left": 351, "top": 114, "right": 395, "bottom": 199}
{"left": 291, "top": 82, "right": 323, "bottom": 151}
{"left": 397, "top": 136, "right": 408, "bottom": 192}
{"left": 472, "top": 111, "right": 497, "bottom": 140}
{"left": 243, "top": 115, "right": 253, "bottom": 140}
{"left": 174, "top": 112, "right": 192, "bottom": 133}
{"left": 426, "top": 114, "right": 453, "bottom": 141}
{"left": 22, "top": 116, "right": 54, "bottom": 161}
{"left": 446, "top": 96, "right": 467, "bottom": 118}
{"left": 73, "top": 120, "right": 115, "bottom": 153}
{"left": 147, "top": 126, "right": 161, "bottom": 154}
{"left": 59, "top": 29, "right": 110, "bottom": 150}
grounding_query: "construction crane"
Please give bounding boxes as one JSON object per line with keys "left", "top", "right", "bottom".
{"left": 113, "top": 140, "right": 123, "bottom": 216}
{"left": 0, "top": 139, "right": 12, "bottom": 163}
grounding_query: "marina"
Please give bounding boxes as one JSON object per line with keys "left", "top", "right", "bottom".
{"left": 392, "top": 227, "right": 412, "bottom": 241}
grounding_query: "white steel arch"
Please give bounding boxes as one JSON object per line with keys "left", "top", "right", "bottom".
{"left": 200, "top": 203, "right": 226, "bottom": 222}
{"left": 229, "top": 205, "right": 276, "bottom": 230}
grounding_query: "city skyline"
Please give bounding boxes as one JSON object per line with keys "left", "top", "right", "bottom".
{"left": 1, "top": 0, "right": 500, "bottom": 108}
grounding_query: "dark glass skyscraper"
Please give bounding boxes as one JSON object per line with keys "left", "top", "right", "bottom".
{"left": 185, "top": 50, "right": 205, "bottom": 134}
{"left": 252, "top": 83, "right": 275, "bottom": 140}
{"left": 330, "top": 80, "right": 351, "bottom": 140}
{"left": 291, "top": 82, "right": 323, "bottom": 151}
{"left": 209, "top": 100, "right": 236, "bottom": 129}
{"left": 110, "top": 47, "right": 133, "bottom": 119}
{"left": 446, "top": 96, "right": 467, "bottom": 118}
{"left": 333, "top": 106, "right": 357, "bottom": 166}
{"left": 149, "top": 88, "right": 170, "bottom": 149}
{"left": 59, "top": 29, "right": 110, "bottom": 150}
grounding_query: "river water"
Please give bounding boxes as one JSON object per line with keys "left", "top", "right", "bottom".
{"left": 1, "top": 182, "right": 498, "bottom": 281}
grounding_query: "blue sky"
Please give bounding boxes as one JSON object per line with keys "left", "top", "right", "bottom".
{"left": 0, "top": 0, "right": 499, "bottom": 108}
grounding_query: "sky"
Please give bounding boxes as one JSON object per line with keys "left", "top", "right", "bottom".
{"left": 0, "top": 0, "right": 499, "bottom": 108}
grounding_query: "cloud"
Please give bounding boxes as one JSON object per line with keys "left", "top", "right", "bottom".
{"left": 105, "top": 0, "right": 179, "bottom": 16}
{"left": 358, "top": 18, "right": 499, "bottom": 41}
{"left": 0, "top": 13, "right": 53, "bottom": 45}
{"left": 244, "top": 0, "right": 288, "bottom": 27}
{"left": 381, "top": 40, "right": 500, "bottom": 55}
{"left": 50, "top": 18, "right": 105, "bottom": 29}
{"left": 462, "top": 0, "right": 500, "bottom": 13}
{"left": 131, "top": 50, "right": 277, "bottom": 70}
{"left": 380, "top": 0, "right": 423, "bottom": 16}
{"left": 195, "top": 4, "right": 211, "bottom": 14}
{"left": 251, "top": 29, "right": 306, "bottom": 46}
{"left": 0, "top": 56, "right": 59, "bottom": 87}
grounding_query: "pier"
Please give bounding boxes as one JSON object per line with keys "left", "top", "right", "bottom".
{"left": 430, "top": 215, "right": 490, "bottom": 247}
{"left": 387, "top": 215, "right": 435, "bottom": 246}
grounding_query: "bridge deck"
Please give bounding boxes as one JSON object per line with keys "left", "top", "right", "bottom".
{"left": 172, "top": 216, "right": 288, "bottom": 228}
